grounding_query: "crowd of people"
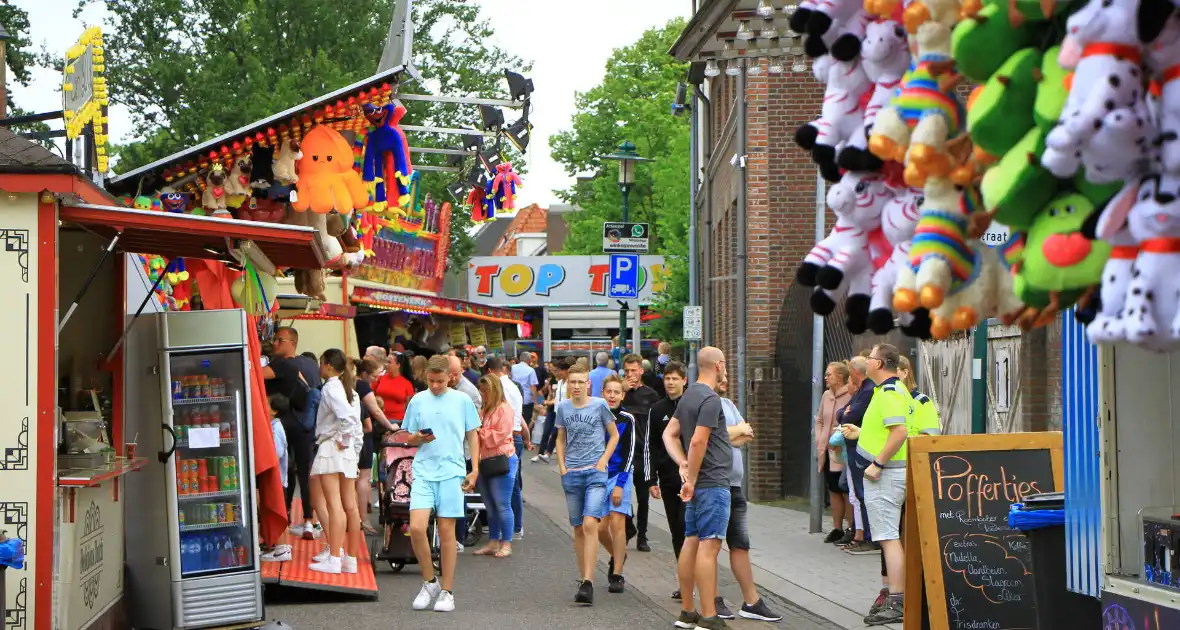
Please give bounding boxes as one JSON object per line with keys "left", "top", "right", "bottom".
{"left": 814, "top": 344, "right": 941, "bottom": 625}
{"left": 256, "top": 330, "right": 931, "bottom": 626}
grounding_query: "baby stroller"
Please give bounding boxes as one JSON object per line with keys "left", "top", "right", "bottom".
{"left": 374, "top": 430, "right": 440, "bottom": 573}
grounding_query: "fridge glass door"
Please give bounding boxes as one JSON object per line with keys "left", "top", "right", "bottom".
{"left": 168, "top": 348, "right": 256, "bottom": 579}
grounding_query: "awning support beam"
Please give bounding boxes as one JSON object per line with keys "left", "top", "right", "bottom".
{"left": 398, "top": 93, "right": 522, "bottom": 108}
{"left": 106, "top": 258, "right": 173, "bottom": 361}
{"left": 402, "top": 124, "right": 497, "bottom": 137}
{"left": 59, "top": 232, "right": 121, "bottom": 333}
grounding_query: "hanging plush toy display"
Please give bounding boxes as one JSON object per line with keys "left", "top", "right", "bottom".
{"left": 360, "top": 101, "right": 414, "bottom": 213}
{"left": 491, "top": 162, "right": 522, "bottom": 212}
{"left": 292, "top": 125, "right": 371, "bottom": 215}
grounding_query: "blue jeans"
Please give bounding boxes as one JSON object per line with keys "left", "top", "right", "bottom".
{"left": 684, "top": 486, "right": 732, "bottom": 540}
{"left": 541, "top": 409, "right": 559, "bottom": 455}
{"left": 512, "top": 435, "right": 525, "bottom": 534}
{"left": 561, "top": 468, "right": 609, "bottom": 526}
{"left": 477, "top": 455, "right": 518, "bottom": 542}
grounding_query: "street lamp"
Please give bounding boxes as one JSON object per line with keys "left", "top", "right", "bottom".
{"left": 599, "top": 140, "right": 652, "bottom": 357}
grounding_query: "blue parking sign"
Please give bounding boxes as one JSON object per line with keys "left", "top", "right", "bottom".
{"left": 608, "top": 254, "right": 640, "bottom": 299}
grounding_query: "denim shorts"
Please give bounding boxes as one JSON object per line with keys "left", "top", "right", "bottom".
{"left": 685, "top": 486, "right": 731, "bottom": 540}
{"left": 409, "top": 476, "right": 466, "bottom": 519}
{"left": 726, "top": 485, "right": 750, "bottom": 550}
{"left": 561, "top": 468, "right": 609, "bottom": 526}
{"left": 863, "top": 466, "right": 907, "bottom": 541}
{"left": 604, "top": 473, "right": 634, "bottom": 517}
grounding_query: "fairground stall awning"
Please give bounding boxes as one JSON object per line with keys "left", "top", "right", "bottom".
{"left": 105, "top": 65, "right": 406, "bottom": 196}
{"left": 60, "top": 203, "right": 326, "bottom": 269}
{"left": 351, "top": 282, "right": 525, "bottom": 325}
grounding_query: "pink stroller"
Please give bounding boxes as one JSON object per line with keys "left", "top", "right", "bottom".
{"left": 376, "top": 430, "right": 439, "bottom": 572}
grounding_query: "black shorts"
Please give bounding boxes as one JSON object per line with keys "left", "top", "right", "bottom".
{"left": 824, "top": 458, "right": 847, "bottom": 494}
{"left": 726, "top": 485, "right": 751, "bottom": 550}
{"left": 358, "top": 432, "right": 374, "bottom": 470}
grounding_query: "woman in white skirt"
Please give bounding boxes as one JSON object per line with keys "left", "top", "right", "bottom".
{"left": 308, "top": 349, "right": 363, "bottom": 574}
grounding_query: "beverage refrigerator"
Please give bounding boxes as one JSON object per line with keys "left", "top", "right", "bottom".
{"left": 124, "top": 309, "right": 263, "bottom": 629}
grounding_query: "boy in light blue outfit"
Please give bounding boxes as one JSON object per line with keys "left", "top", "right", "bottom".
{"left": 402, "top": 356, "right": 481, "bottom": 613}
{"left": 261, "top": 394, "right": 292, "bottom": 563}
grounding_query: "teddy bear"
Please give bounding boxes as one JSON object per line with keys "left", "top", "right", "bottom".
{"left": 868, "top": 22, "right": 966, "bottom": 189}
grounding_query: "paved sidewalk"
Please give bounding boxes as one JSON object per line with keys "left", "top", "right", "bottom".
{"left": 522, "top": 462, "right": 900, "bottom": 630}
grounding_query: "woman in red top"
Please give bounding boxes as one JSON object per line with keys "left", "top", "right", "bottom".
{"left": 373, "top": 354, "right": 416, "bottom": 422}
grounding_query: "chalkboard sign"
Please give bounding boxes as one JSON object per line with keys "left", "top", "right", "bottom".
{"left": 904, "top": 433, "right": 1063, "bottom": 630}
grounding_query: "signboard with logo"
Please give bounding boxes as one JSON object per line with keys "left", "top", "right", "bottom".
{"left": 62, "top": 27, "right": 110, "bottom": 173}
{"left": 58, "top": 486, "right": 125, "bottom": 630}
{"left": 683, "top": 305, "right": 703, "bottom": 341}
{"left": 351, "top": 286, "right": 525, "bottom": 324}
{"left": 468, "top": 255, "right": 668, "bottom": 307}
{"left": 602, "top": 222, "right": 649, "bottom": 253}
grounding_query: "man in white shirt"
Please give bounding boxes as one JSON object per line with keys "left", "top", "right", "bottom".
{"left": 511, "top": 351, "right": 540, "bottom": 426}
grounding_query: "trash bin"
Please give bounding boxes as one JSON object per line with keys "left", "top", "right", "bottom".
{"left": 1009, "top": 493, "right": 1100, "bottom": 630}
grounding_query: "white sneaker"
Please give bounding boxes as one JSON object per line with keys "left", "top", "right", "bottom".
{"left": 456, "top": 542, "right": 465, "bottom": 554}
{"left": 309, "top": 523, "right": 323, "bottom": 539}
{"left": 530, "top": 455, "right": 541, "bottom": 463}
{"left": 309, "top": 555, "right": 341, "bottom": 574}
{"left": 287, "top": 523, "right": 306, "bottom": 536}
{"left": 260, "top": 545, "right": 292, "bottom": 562}
{"left": 433, "top": 590, "right": 455, "bottom": 612}
{"left": 514, "top": 531, "right": 523, "bottom": 540}
{"left": 313, "top": 544, "right": 331, "bottom": 563}
{"left": 342, "top": 554, "right": 358, "bottom": 574}
{"left": 540, "top": 454, "right": 550, "bottom": 463}
{"left": 413, "top": 579, "right": 442, "bottom": 610}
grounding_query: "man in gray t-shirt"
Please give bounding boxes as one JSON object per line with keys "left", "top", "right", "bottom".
{"left": 675, "top": 383, "right": 733, "bottom": 490}
{"left": 662, "top": 347, "right": 734, "bottom": 628}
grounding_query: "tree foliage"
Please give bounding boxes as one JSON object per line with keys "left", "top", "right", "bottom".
{"left": 86, "top": 0, "right": 530, "bottom": 268}
{"left": 1, "top": 4, "right": 55, "bottom": 146}
{"left": 549, "top": 19, "right": 690, "bottom": 345}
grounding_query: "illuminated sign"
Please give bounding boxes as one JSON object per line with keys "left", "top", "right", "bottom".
{"left": 351, "top": 286, "right": 525, "bottom": 324}
{"left": 467, "top": 255, "right": 668, "bottom": 307}
{"left": 63, "top": 27, "right": 109, "bottom": 173}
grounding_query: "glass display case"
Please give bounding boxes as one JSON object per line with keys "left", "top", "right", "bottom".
{"left": 168, "top": 349, "right": 255, "bottom": 578}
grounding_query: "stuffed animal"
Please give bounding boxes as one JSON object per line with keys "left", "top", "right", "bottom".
{"left": 1006, "top": 192, "right": 1111, "bottom": 329}
{"left": 272, "top": 138, "right": 302, "bottom": 186}
{"left": 201, "top": 164, "right": 231, "bottom": 217}
{"left": 1087, "top": 182, "right": 1141, "bottom": 342}
{"left": 361, "top": 102, "right": 414, "bottom": 213}
{"left": 292, "top": 125, "right": 370, "bottom": 215}
{"left": 840, "top": 18, "right": 911, "bottom": 171}
{"left": 868, "top": 186, "right": 924, "bottom": 332}
{"left": 491, "top": 163, "right": 522, "bottom": 211}
{"left": 803, "top": 172, "right": 895, "bottom": 333}
{"left": 869, "top": 22, "right": 965, "bottom": 189}
{"left": 1107, "top": 173, "right": 1180, "bottom": 349}
{"left": 1147, "top": 14, "right": 1180, "bottom": 173}
{"left": 951, "top": 2, "right": 1036, "bottom": 83}
{"left": 1040, "top": 0, "right": 1172, "bottom": 182}
{"left": 893, "top": 176, "right": 980, "bottom": 313}
{"left": 968, "top": 48, "right": 1042, "bottom": 159}
{"left": 797, "top": 57, "right": 874, "bottom": 182}
{"left": 225, "top": 156, "right": 253, "bottom": 204}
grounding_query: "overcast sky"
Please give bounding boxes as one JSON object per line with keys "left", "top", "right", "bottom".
{"left": 10, "top": 0, "right": 691, "bottom": 209}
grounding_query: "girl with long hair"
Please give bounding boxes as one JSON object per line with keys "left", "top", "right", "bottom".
{"left": 472, "top": 374, "right": 518, "bottom": 557}
{"left": 816, "top": 361, "right": 854, "bottom": 544}
{"left": 308, "top": 349, "right": 363, "bottom": 574}
{"left": 411, "top": 354, "right": 429, "bottom": 391}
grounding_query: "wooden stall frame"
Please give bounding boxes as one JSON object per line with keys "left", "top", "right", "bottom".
{"left": 903, "top": 432, "right": 1065, "bottom": 630}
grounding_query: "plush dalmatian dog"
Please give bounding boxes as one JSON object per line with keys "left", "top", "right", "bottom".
{"left": 1041, "top": 0, "right": 1172, "bottom": 181}
{"left": 1086, "top": 187, "right": 1139, "bottom": 344}
{"left": 1147, "top": 13, "right": 1180, "bottom": 174}
{"left": 1118, "top": 174, "right": 1180, "bottom": 350}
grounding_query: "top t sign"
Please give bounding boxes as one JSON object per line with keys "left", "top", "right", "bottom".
{"left": 603, "top": 222, "right": 649, "bottom": 253}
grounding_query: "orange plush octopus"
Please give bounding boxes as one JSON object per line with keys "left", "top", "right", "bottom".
{"left": 292, "top": 125, "right": 370, "bottom": 214}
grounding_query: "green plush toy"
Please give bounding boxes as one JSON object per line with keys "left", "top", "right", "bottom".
{"left": 952, "top": 3, "right": 1034, "bottom": 83}
{"left": 968, "top": 47, "right": 1041, "bottom": 157}
{"left": 1073, "top": 171, "right": 1123, "bottom": 207}
{"left": 1007, "top": 192, "right": 1108, "bottom": 327}
{"left": 981, "top": 127, "right": 1058, "bottom": 230}
{"left": 1033, "top": 45, "right": 1069, "bottom": 133}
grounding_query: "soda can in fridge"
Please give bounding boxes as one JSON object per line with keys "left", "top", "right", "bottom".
{"left": 224, "top": 503, "right": 235, "bottom": 524}
{"left": 215, "top": 503, "right": 226, "bottom": 523}
{"left": 172, "top": 380, "right": 183, "bottom": 400}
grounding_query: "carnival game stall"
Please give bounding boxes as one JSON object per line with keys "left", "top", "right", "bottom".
{"left": 765, "top": 0, "right": 1180, "bottom": 624}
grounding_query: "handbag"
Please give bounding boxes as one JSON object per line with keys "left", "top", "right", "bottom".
{"left": 481, "top": 454, "right": 510, "bottom": 477}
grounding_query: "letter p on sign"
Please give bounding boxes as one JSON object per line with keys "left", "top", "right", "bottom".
{"left": 608, "top": 254, "right": 639, "bottom": 300}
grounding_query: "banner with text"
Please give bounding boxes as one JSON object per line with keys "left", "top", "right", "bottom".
{"left": 467, "top": 255, "right": 668, "bottom": 307}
